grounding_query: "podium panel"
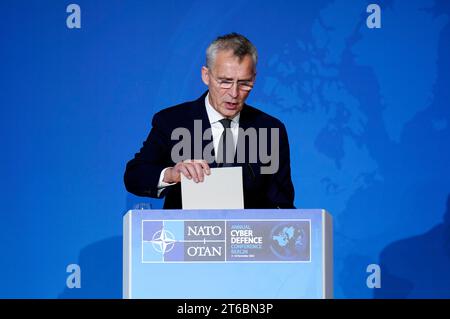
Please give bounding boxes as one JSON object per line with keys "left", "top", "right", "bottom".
{"left": 123, "top": 209, "right": 333, "bottom": 299}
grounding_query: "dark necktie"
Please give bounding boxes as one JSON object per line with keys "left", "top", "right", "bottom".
{"left": 217, "top": 118, "right": 234, "bottom": 167}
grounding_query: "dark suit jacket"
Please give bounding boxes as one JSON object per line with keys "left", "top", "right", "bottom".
{"left": 124, "top": 91, "right": 295, "bottom": 209}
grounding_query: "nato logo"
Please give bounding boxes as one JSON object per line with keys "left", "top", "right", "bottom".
{"left": 150, "top": 229, "right": 176, "bottom": 254}
{"left": 142, "top": 220, "right": 225, "bottom": 263}
{"left": 142, "top": 220, "right": 184, "bottom": 262}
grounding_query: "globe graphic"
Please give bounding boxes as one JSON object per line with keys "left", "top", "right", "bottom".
{"left": 271, "top": 225, "right": 306, "bottom": 260}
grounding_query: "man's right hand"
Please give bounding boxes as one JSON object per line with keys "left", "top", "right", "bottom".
{"left": 163, "top": 160, "right": 211, "bottom": 184}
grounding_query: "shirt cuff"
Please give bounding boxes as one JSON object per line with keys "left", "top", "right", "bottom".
{"left": 157, "top": 167, "right": 176, "bottom": 197}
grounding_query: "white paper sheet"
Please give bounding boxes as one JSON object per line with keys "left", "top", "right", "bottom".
{"left": 181, "top": 166, "right": 244, "bottom": 209}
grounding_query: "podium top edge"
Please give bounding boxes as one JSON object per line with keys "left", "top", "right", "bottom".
{"left": 124, "top": 208, "right": 331, "bottom": 216}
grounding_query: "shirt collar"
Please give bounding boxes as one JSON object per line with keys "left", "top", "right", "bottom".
{"left": 205, "top": 93, "right": 240, "bottom": 125}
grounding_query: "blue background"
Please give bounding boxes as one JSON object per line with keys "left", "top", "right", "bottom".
{"left": 1, "top": 0, "right": 449, "bottom": 298}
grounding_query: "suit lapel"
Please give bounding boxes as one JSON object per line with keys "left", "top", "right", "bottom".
{"left": 189, "top": 91, "right": 218, "bottom": 167}
{"left": 235, "top": 104, "right": 252, "bottom": 164}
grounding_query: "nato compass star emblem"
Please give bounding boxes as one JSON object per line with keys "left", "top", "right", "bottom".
{"left": 150, "top": 228, "right": 176, "bottom": 254}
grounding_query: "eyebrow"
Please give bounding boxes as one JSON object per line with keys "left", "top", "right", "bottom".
{"left": 218, "top": 76, "right": 254, "bottom": 82}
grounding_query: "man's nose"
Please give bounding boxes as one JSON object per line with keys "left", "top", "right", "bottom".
{"left": 229, "top": 83, "right": 239, "bottom": 98}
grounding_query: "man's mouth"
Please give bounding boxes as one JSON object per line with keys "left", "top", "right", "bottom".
{"left": 224, "top": 102, "right": 238, "bottom": 110}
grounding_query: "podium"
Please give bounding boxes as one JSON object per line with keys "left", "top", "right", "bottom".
{"left": 123, "top": 209, "right": 333, "bottom": 299}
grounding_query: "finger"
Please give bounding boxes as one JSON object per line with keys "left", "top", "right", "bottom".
{"left": 185, "top": 164, "right": 199, "bottom": 183}
{"left": 193, "top": 163, "right": 204, "bottom": 182}
{"left": 197, "top": 160, "right": 211, "bottom": 175}
{"left": 177, "top": 164, "right": 192, "bottom": 181}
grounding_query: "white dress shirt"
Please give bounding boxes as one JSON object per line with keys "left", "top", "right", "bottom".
{"left": 156, "top": 93, "right": 240, "bottom": 196}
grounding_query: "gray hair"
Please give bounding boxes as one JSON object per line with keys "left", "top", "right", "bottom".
{"left": 206, "top": 33, "right": 258, "bottom": 70}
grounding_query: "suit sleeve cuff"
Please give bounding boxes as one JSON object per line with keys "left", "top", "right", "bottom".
{"left": 157, "top": 167, "right": 176, "bottom": 197}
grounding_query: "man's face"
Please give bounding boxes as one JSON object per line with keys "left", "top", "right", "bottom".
{"left": 201, "top": 50, "right": 256, "bottom": 118}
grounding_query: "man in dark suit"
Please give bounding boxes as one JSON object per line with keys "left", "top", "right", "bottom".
{"left": 124, "top": 33, "right": 295, "bottom": 209}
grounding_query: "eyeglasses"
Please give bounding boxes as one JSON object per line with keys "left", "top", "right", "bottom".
{"left": 208, "top": 71, "right": 255, "bottom": 92}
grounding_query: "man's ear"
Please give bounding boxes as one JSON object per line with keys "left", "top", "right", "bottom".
{"left": 201, "top": 66, "right": 210, "bottom": 86}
